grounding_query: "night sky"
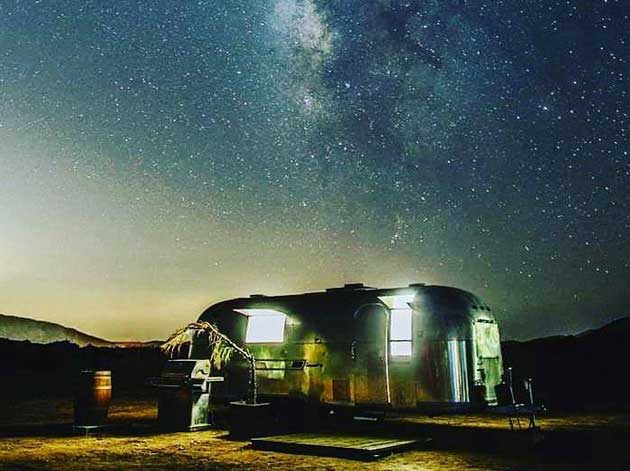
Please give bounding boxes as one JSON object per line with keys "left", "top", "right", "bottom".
{"left": 1, "top": 1, "right": 628, "bottom": 341}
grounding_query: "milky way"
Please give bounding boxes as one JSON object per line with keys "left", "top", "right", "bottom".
{"left": 0, "top": 0, "right": 628, "bottom": 340}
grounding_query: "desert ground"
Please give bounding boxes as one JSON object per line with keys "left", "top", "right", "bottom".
{"left": 1, "top": 396, "right": 629, "bottom": 471}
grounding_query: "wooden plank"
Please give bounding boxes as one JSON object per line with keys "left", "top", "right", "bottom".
{"left": 255, "top": 434, "right": 413, "bottom": 449}
{"left": 251, "top": 433, "right": 418, "bottom": 460}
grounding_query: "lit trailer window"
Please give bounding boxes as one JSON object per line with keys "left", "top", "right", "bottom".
{"left": 235, "top": 309, "right": 286, "bottom": 343}
{"left": 380, "top": 294, "right": 415, "bottom": 357}
{"left": 390, "top": 308, "right": 412, "bottom": 356}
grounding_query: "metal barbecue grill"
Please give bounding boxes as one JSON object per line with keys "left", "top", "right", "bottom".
{"left": 149, "top": 359, "right": 224, "bottom": 431}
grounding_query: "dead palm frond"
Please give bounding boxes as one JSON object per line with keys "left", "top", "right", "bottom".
{"left": 161, "top": 321, "right": 258, "bottom": 403}
{"left": 162, "top": 321, "right": 239, "bottom": 370}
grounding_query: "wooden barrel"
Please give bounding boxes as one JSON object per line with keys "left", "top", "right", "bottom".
{"left": 74, "top": 370, "right": 112, "bottom": 426}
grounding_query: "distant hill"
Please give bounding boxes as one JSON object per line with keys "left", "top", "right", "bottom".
{"left": 0, "top": 313, "right": 164, "bottom": 347}
{"left": 0, "top": 314, "right": 164, "bottom": 348}
{"left": 575, "top": 316, "right": 630, "bottom": 340}
{"left": 0, "top": 313, "right": 113, "bottom": 347}
{"left": 502, "top": 316, "right": 630, "bottom": 409}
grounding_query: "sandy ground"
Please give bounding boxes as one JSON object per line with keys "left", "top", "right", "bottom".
{"left": 1, "top": 397, "right": 628, "bottom": 470}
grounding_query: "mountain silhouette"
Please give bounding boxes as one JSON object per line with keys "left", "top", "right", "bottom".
{"left": 502, "top": 316, "right": 630, "bottom": 409}
{"left": 0, "top": 313, "right": 112, "bottom": 347}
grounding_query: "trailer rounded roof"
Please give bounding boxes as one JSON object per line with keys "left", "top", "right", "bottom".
{"left": 198, "top": 283, "right": 496, "bottom": 324}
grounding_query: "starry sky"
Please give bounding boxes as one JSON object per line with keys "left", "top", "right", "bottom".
{"left": 1, "top": 0, "right": 628, "bottom": 341}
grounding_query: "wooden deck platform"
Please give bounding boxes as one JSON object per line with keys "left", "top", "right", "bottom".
{"left": 250, "top": 433, "right": 420, "bottom": 460}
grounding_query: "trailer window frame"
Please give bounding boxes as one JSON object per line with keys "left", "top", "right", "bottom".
{"left": 389, "top": 307, "right": 413, "bottom": 357}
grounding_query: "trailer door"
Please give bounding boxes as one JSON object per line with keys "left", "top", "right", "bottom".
{"left": 474, "top": 319, "right": 503, "bottom": 405}
{"left": 353, "top": 306, "right": 389, "bottom": 405}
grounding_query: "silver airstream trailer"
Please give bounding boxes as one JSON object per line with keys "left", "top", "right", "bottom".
{"left": 196, "top": 283, "right": 503, "bottom": 414}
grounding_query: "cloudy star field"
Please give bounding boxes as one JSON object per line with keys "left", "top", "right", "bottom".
{"left": 0, "top": 0, "right": 628, "bottom": 341}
